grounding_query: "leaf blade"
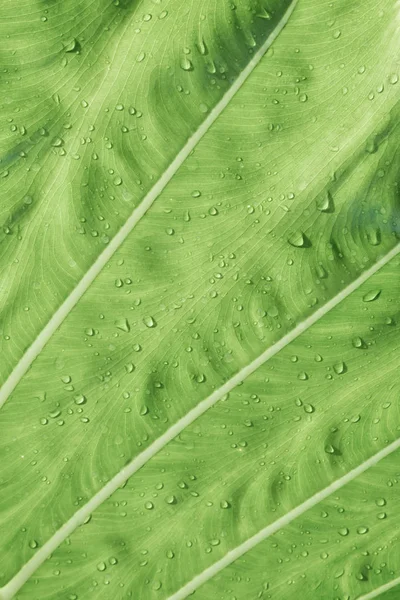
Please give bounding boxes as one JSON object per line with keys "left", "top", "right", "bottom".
{"left": 1, "top": 0, "right": 400, "bottom": 597}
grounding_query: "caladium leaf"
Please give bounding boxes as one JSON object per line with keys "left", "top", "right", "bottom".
{"left": 0, "top": 0, "right": 399, "bottom": 599}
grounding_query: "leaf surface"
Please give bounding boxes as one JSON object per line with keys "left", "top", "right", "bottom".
{"left": 0, "top": 0, "right": 400, "bottom": 599}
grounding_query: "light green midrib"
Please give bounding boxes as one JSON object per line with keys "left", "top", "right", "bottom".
{"left": 167, "top": 429, "right": 400, "bottom": 600}
{"left": 1, "top": 242, "right": 399, "bottom": 599}
{"left": 358, "top": 577, "right": 400, "bottom": 599}
{"left": 0, "top": 0, "right": 298, "bottom": 411}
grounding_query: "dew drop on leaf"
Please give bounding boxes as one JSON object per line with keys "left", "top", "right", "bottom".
{"left": 288, "top": 231, "right": 310, "bottom": 248}
{"left": 357, "top": 526, "right": 369, "bottom": 535}
{"left": 143, "top": 316, "right": 156, "bottom": 328}
{"left": 362, "top": 289, "right": 381, "bottom": 302}
{"left": 115, "top": 318, "right": 130, "bottom": 332}
{"left": 180, "top": 56, "right": 193, "bottom": 71}
{"left": 333, "top": 361, "right": 346, "bottom": 375}
{"left": 352, "top": 336, "right": 366, "bottom": 349}
{"left": 74, "top": 394, "right": 87, "bottom": 405}
{"left": 316, "top": 191, "right": 334, "bottom": 212}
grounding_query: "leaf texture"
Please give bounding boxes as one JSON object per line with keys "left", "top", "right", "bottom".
{"left": 0, "top": 0, "right": 400, "bottom": 599}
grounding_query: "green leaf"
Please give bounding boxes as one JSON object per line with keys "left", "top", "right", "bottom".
{"left": 0, "top": 0, "right": 399, "bottom": 599}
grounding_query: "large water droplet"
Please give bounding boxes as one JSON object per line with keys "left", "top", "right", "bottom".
{"left": 316, "top": 191, "right": 334, "bottom": 213}
{"left": 180, "top": 56, "right": 193, "bottom": 71}
{"left": 143, "top": 316, "right": 156, "bottom": 328}
{"left": 115, "top": 318, "right": 130, "bottom": 332}
{"left": 288, "top": 231, "right": 311, "bottom": 248}
{"left": 362, "top": 289, "right": 381, "bottom": 302}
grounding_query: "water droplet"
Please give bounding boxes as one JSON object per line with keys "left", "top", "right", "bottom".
{"left": 153, "top": 581, "right": 162, "bottom": 591}
{"left": 389, "top": 73, "right": 399, "bottom": 85}
{"left": 304, "top": 404, "right": 315, "bottom": 413}
{"left": 29, "top": 540, "right": 39, "bottom": 549}
{"left": 367, "top": 228, "right": 381, "bottom": 246}
{"left": 143, "top": 316, "right": 156, "bottom": 328}
{"left": 316, "top": 264, "right": 328, "bottom": 279}
{"left": 363, "top": 289, "right": 381, "bottom": 302}
{"left": 115, "top": 318, "right": 130, "bottom": 333}
{"left": 288, "top": 231, "right": 310, "bottom": 248}
{"left": 145, "top": 501, "right": 154, "bottom": 510}
{"left": 316, "top": 191, "right": 334, "bottom": 212}
{"left": 376, "top": 498, "right": 386, "bottom": 507}
{"left": 333, "top": 361, "right": 346, "bottom": 375}
{"left": 338, "top": 527, "right": 349, "bottom": 536}
{"left": 257, "top": 8, "right": 272, "bottom": 18}
{"left": 180, "top": 56, "right": 193, "bottom": 71}
{"left": 74, "top": 394, "right": 87, "bottom": 405}
{"left": 166, "top": 495, "right": 177, "bottom": 505}
{"left": 297, "top": 371, "right": 308, "bottom": 380}
{"left": 51, "top": 137, "right": 64, "bottom": 147}
{"left": 357, "top": 526, "right": 369, "bottom": 535}
{"left": 352, "top": 336, "right": 367, "bottom": 349}
{"left": 196, "top": 39, "right": 207, "bottom": 55}
{"left": 64, "top": 38, "right": 80, "bottom": 53}
{"left": 97, "top": 562, "right": 107, "bottom": 572}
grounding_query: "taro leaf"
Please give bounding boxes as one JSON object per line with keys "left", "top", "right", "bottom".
{"left": 0, "top": 0, "right": 400, "bottom": 599}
